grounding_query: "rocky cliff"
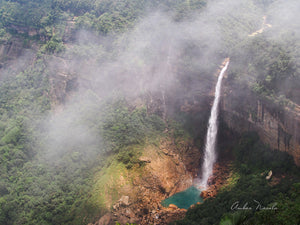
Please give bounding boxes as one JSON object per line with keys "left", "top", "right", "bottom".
{"left": 221, "top": 79, "right": 300, "bottom": 166}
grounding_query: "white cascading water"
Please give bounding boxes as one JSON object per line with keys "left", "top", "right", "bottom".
{"left": 200, "top": 60, "right": 229, "bottom": 189}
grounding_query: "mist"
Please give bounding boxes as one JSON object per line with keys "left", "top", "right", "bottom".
{"left": 0, "top": 0, "right": 298, "bottom": 172}
{"left": 1, "top": 0, "right": 300, "bottom": 224}
{"left": 39, "top": 5, "right": 227, "bottom": 162}
{"left": 3, "top": 0, "right": 294, "bottom": 164}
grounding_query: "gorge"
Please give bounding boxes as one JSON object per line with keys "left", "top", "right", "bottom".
{"left": 0, "top": 0, "right": 300, "bottom": 225}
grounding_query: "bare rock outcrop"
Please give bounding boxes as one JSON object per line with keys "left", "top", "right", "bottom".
{"left": 94, "top": 137, "right": 201, "bottom": 225}
{"left": 199, "top": 161, "right": 231, "bottom": 200}
{"left": 221, "top": 81, "right": 300, "bottom": 166}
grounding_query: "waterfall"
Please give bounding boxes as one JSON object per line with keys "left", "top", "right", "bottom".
{"left": 200, "top": 60, "right": 229, "bottom": 189}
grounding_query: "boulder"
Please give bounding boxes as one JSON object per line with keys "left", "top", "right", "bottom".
{"left": 168, "top": 204, "right": 178, "bottom": 210}
{"left": 266, "top": 170, "right": 273, "bottom": 180}
{"left": 119, "top": 196, "right": 130, "bottom": 206}
{"left": 200, "top": 190, "right": 209, "bottom": 198}
{"left": 96, "top": 213, "right": 113, "bottom": 225}
{"left": 139, "top": 156, "right": 151, "bottom": 163}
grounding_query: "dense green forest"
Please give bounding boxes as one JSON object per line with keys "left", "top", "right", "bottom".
{"left": 0, "top": 0, "right": 300, "bottom": 224}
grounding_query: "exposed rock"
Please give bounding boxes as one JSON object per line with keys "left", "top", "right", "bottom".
{"left": 139, "top": 156, "right": 151, "bottom": 163}
{"left": 143, "top": 143, "right": 193, "bottom": 195}
{"left": 162, "top": 148, "right": 170, "bottom": 155}
{"left": 95, "top": 213, "right": 113, "bottom": 225}
{"left": 93, "top": 137, "right": 201, "bottom": 225}
{"left": 119, "top": 196, "right": 130, "bottom": 206}
{"left": 266, "top": 170, "right": 273, "bottom": 180}
{"left": 145, "top": 92, "right": 166, "bottom": 118}
{"left": 168, "top": 204, "right": 178, "bottom": 210}
{"left": 199, "top": 161, "right": 232, "bottom": 200}
{"left": 269, "top": 174, "right": 285, "bottom": 186}
{"left": 116, "top": 215, "right": 130, "bottom": 225}
{"left": 200, "top": 190, "right": 209, "bottom": 199}
{"left": 222, "top": 81, "right": 300, "bottom": 166}
{"left": 47, "top": 56, "right": 80, "bottom": 107}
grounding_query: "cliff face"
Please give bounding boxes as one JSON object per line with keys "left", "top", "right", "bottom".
{"left": 221, "top": 79, "right": 300, "bottom": 166}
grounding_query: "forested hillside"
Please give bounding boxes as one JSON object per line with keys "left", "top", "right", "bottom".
{"left": 1, "top": 1, "right": 208, "bottom": 224}
{"left": 0, "top": 0, "right": 299, "bottom": 225}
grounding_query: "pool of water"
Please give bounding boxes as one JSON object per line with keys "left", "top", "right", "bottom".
{"left": 161, "top": 186, "right": 203, "bottom": 209}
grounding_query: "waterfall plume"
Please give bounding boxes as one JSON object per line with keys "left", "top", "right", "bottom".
{"left": 199, "top": 60, "right": 229, "bottom": 189}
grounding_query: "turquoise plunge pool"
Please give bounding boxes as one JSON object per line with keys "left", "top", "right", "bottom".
{"left": 161, "top": 186, "right": 203, "bottom": 209}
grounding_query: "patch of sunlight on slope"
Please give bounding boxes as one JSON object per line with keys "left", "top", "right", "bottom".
{"left": 91, "top": 159, "right": 131, "bottom": 211}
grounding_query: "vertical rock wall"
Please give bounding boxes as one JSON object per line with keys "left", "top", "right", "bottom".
{"left": 221, "top": 82, "right": 300, "bottom": 166}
